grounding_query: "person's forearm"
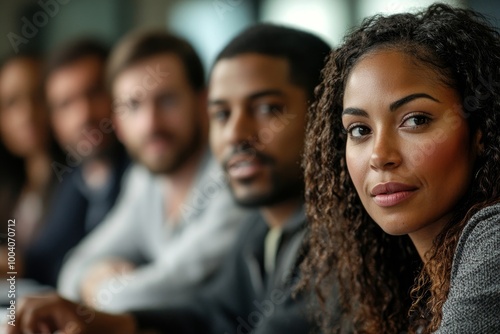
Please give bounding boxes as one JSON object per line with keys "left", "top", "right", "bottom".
{"left": 87, "top": 312, "right": 137, "bottom": 334}
{"left": 80, "top": 259, "right": 135, "bottom": 307}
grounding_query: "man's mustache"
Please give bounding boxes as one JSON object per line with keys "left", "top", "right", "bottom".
{"left": 140, "top": 132, "right": 175, "bottom": 147}
{"left": 222, "top": 144, "right": 274, "bottom": 171}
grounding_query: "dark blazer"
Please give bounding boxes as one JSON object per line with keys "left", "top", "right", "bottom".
{"left": 23, "top": 145, "right": 129, "bottom": 287}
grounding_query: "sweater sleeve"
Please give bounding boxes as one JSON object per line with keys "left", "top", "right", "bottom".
{"left": 435, "top": 204, "right": 500, "bottom": 333}
{"left": 129, "top": 216, "right": 263, "bottom": 334}
{"left": 89, "top": 188, "right": 246, "bottom": 313}
{"left": 57, "top": 165, "right": 149, "bottom": 302}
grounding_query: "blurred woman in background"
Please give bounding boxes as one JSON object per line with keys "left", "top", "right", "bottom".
{"left": 0, "top": 53, "right": 61, "bottom": 276}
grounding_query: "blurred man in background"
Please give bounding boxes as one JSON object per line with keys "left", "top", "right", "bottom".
{"left": 23, "top": 39, "right": 130, "bottom": 287}
{"left": 55, "top": 30, "right": 252, "bottom": 312}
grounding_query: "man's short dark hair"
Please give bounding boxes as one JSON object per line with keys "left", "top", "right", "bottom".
{"left": 106, "top": 30, "right": 205, "bottom": 92}
{"left": 214, "top": 24, "right": 331, "bottom": 99}
{"left": 44, "top": 38, "right": 108, "bottom": 79}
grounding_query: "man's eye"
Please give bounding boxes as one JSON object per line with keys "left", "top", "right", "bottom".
{"left": 256, "top": 104, "right": 282, "bottom": 115}
{"left": 258, "top": 104, "right": 272, "bottom": 114}
{"left": 212, "top": 110, "right": 229, "bottom": 121}
{"left": 127, "top": 100, "right": 140, "bottom": 111}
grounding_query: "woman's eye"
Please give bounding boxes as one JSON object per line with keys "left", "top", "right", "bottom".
{"left": 402, "top": 114, "right": 431, "bottom": 128}
{"left": 347, "top": 125, "right": 371, "bottom": 138}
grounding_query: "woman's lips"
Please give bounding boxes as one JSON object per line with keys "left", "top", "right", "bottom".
{"left": 371, "top": 182, "right": 418, "bottom": 207}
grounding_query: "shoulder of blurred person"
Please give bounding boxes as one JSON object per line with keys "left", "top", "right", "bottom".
{"left": 18, "top": 37, "right": 132, "bottom": 287}
{"left": 23, "top": 140, "right": 130, "bottom": 287}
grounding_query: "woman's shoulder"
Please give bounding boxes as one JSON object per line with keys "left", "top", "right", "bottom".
{"left": 458, "top": 203, "right": 500, "bottom": 250}
{"left": 449, "top": 202, "right": 500, "bottom": 287}
{"left": 453, "top": 203, "right": 500, "bottom": 270}
{"left": 449, "top": 202, "right": 500, "bottom": 290}
{"left": 437, "top": 203, "right": 500, "bottom": 333}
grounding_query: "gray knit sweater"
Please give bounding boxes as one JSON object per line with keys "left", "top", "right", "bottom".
{"left": 435, "top": 203, "right": 500, "bottom": 333}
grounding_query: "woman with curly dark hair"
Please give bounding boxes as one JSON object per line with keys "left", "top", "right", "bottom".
{"left": 301, "top": 3, "right": 500, "bottom": 333}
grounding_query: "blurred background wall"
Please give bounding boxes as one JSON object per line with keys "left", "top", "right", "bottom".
{"left": 0, "top": 0, "right": 499, "bottom": 72}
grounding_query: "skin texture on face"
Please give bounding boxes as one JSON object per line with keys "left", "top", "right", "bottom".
{"left": 112, "top": 53, "right": 206, "bottom": 175}
{"left": 342, "top": 50, "right": 480, "bottom": 256}
{"left": 46, "top": 55, "right": 112, "bottom": 153}
{"left": 208, "top": 53, "right": 307, "bottom": 208}
{"left": 0, "top": 57, "right": 48, "bottom": 157}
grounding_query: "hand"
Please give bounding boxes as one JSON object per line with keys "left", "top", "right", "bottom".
{"left": 5, "top": 293, "right": 136, "bottom": 334}
{"left": 81, "top": 258, "right": 135, "bottom": 307}
{"left": 6, "top": 293, "right": 91, "bottom": 334}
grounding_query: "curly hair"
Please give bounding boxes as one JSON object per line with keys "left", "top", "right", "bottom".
{"left": 300, "top": 3, "right": 500, "bottom": 333}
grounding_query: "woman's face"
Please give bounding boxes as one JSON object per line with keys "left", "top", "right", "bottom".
{"left": 342, "top": 50, "right": 481, "bottom": 251}
{"left": 0, "top": 57, "right": 48, "bottom": 158}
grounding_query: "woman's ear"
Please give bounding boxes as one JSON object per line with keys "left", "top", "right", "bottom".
{"left": 473, "top": 129, "right": 484, "bottom": 156}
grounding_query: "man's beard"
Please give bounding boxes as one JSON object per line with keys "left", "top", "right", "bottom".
{"left": 230, "top": 172, "right": 304, "bottom": 208}
{"left": 223, "top": 144, "right": 304, "bottom": 208}
{"left": 132, "top": 126, "right": 202, "bottom": 175}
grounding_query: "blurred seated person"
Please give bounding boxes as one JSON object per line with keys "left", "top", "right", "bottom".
{"left": 0, "top": 53, "right": 61, "bottom": 277}
{"left": 23, "top": 39, "right": 130, "bottom": 287}
{"left": 56, "top": 30, "right": 253, "bottom": 312}
{"left": 6, "top": 24, "right": 332, "bottom": 334}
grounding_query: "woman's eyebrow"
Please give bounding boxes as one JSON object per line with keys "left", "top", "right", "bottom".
{"left": 342, "top": 93, "right": 440, "bottom": 117}
{"left": 341, "top": 107, "right": 368, "bottom": 117}
{"left": 389, "top": 93, "right": 440, "bottom": 112}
